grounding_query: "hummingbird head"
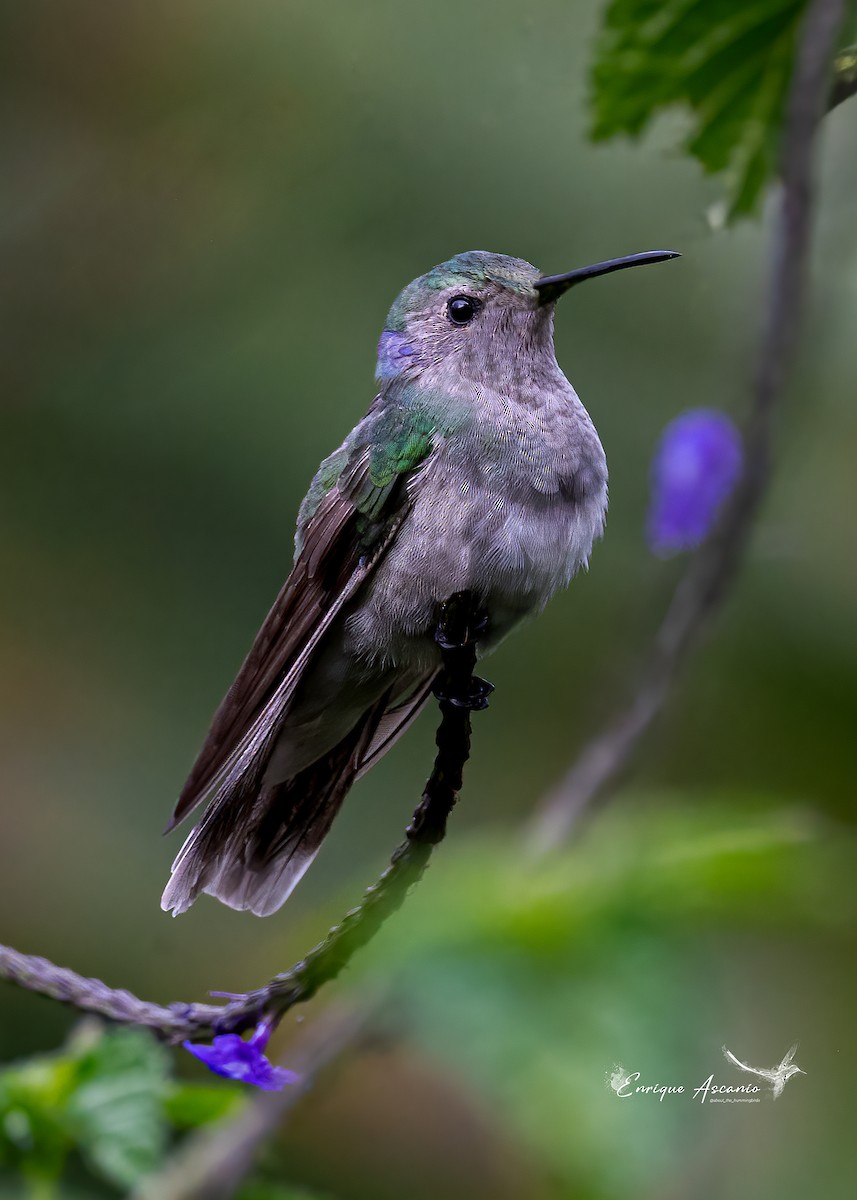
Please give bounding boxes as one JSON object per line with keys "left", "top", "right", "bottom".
{"left": 376, "top": 251, "right": 543, "bottom": 384}
{"left": 376, "top": 249, "right": 679, "bottom": 386}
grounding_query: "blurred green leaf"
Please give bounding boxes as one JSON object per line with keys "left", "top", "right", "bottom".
{"left": 365, "top": 798, "right": 853, "bottom": 966}
{"left": 358, "top": 797, "right": 856, "bottom": 1196}
{"left": 65, "top": 1028, "right": 170, "bottom": 1190}
{"left": 590, "top": 0, "right": 812, "bottom": 218}
{"left": 163, "top": 1082, "right": 244, "bottom": 1130}
{"left": 0, "top": 1050, "right": 79, "bottom": 1191}
{"left": 0, "top": 1026, "right": 171, "bottom": 1196}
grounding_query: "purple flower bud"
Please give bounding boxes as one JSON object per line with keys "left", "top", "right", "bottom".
{"left": 648, "top": 409, "right": 743, "bottom": 556}
{"left": 184, "top": 1021, "right": 300, "bottom": 1091}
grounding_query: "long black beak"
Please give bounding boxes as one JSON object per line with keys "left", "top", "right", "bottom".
{"left": 535, "top": 250, "right": 680, "bottom": 305}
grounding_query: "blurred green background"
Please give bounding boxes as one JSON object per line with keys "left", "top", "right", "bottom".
{"left": 1, "top": 1, "right": 856, "bottom": 1197}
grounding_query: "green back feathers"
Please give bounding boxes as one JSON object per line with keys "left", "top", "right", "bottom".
{"left": 295, "top": 382, "right": 459, "bottom": 557}
{"left": 367, "top": 410, "right": 434, "bottom": 489}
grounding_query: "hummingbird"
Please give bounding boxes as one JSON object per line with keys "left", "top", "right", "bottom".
{"left": 161, "top": 248, "right": 679, "bottom": 917}
{"left": 722, "top": 1044, "right": 805, "bottom": 1099}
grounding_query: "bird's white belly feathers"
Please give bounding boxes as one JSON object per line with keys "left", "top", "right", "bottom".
{"left": 345, "top": 429, "right": 607, "bottom": 669}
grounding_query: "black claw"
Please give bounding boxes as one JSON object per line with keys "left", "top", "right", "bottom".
{"left": 430, "top": 591, "right": 493, "bottom": 713}
{"left": 434, "top": 592, "right": 490, "bottom": 650}
{"left": 435, "top": 612, "right": 491, "bottom": 651}
{"left": 433, "top": 674, "right": 495, "bottom": 711}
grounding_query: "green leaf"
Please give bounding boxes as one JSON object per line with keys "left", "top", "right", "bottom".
{"left": 163, "top": 1082, "right": 244, "bottom": 1130}
{"left": 0, "top": 1025, "right": 173, "bottom": 1193}
{"left": 65, "top": 1028, "right": 170, "bottom": 1190}
{"left": 590, "top": 0, "right": 812, "bottom": 218}
{"left": 0, "top": 1047, "right": 83, "bottom": 1189}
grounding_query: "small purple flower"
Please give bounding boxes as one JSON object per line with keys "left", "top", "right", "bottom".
{"left": 184, "top": 1021, "right": 300, "bottom": 1091}
{"left": 648, "top": 409, "right": 743, "bottom": 556}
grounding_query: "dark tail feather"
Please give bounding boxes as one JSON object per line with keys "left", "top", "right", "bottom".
{"left": 161, "top": 694, "right": 390, "bottom": 917}
{"left": 356, "top": 671, "right": 436, "bottom": 780}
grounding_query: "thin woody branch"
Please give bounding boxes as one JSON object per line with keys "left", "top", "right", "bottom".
{"left": 529, "top": 0, "right": 846, "bottom": 852}
{"left": 0, "top": 592, "right": 486, "bottom": 1042}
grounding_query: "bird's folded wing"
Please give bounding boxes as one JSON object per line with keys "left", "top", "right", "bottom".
{"left": 169, "top": 423, "right": 434, "bottom": 830}
{"left": 355, "top": 672, "right": 437, "bottom": 779}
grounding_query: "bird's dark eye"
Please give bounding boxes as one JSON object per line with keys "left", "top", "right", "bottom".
{"left": 447, "top": 295, "right": 481, "bottom": 326}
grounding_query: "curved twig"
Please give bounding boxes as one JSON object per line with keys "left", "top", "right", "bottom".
{"left": 529, "top": 0, "right": 846, "bottom": 853}
{"left": 0, "top": 592, "right": 486, "bottom": 1042}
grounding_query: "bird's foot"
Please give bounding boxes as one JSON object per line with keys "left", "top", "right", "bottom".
{"left": 432, "top": 591, "right": 493, "bottom": 710}
{"left": 434, "top": 591, "right": 489, "bottom": 651}
{"left": 433, "top": 674, "right": 495, "bottom": 711}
